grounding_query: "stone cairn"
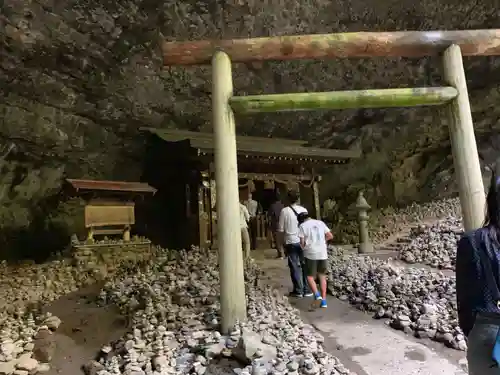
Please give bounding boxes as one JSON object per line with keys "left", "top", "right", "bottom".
{"left": 327, "top": 247, "right": 466, "bottom": 351}
{"left": 398, "top": 216, "right": 463, "bottom": 269}
{"left": 88, "top": 248, "right": 352, "bottom": 375}
{"left": 372, "top": 198, "right": 462, "bottom": 244}
{"left": 0, "top": 243, "right": 154, "bottom": 375}
{"left": 326, "top": 198, "right": 467, "bottom": 350}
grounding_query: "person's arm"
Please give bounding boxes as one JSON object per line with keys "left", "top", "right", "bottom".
{"left": 243, "top": 205, "right": 250, "bottom": 222}
{"left": 277, "top": 209, "right": 285, "bottom": 233}
{"left": 298, "top": 225, "right": 306, "bottom": 249}
{"left": 456, "top": 235, "right": 479, "bottom": 336}
{"left": 277, "top": 209, "right": 286, "bottom": 244}
{"left": 323, "top": 222, "right": 333, "bottom": 242}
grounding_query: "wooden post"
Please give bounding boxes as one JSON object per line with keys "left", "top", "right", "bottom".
{"left": 209, "top": 178, "right": 216, "bottom": 249}
{"left": 208, "top": 163, "right": 217, "bottom": 249}
{"left": 212, "top": 50, "right": 247, "bottom": 332}
{"left": 443, "top": 45, "right": 485, "bottom": 231}
{"left": 197, "top": 184, "right": 206, "bottom": 251}
{"left": 312, "top": 177, "right": 321, "bottom": 220}
{"left": 86, "top": 227, "right": 94, "bottom": 243}
{"left": 123, "top": 225, "right": 131, "bottom": 241}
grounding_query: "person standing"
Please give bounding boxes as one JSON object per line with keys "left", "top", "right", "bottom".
{"left": 298, "top": 212, "right": 333, "bottom": 308}
{"left": 268, "top": 193, "right": 285, "bottom": 258}
{"left": 239, "top": 201, "right": 251, "bottom": 259}
{"left": 322, "top": 197, "right": 337, "bottom": 226}
{"left": 245, "top": 192, "right": 259, "bottom": 250}
{"left": 278, "top": 190, "right": 312, "bottom": 298}
{"left": 457, "top": 173, "right": 500, "bottom": 374}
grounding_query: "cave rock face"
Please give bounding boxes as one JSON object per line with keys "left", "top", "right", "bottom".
{"left": 1, "top": 0, "right": 499, "bottom": 255}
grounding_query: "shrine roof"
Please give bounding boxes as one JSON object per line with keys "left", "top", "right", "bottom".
{"left": 66, "top": 179, "right": 157, "bottom": 194}
{"left": 140, "top": 128, "right": 360, "bottom": 163}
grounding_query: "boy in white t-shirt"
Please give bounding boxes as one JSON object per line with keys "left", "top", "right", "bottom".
{"left": 298, "top": 212, "right": 333, "bottom": 308}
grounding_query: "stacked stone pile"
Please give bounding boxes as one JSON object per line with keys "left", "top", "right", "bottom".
{"left": 0, "top": 312, "right": 61, "bottom": 374}
{"left": 88, "top": 248, "right": 352, "bottom": 375}
{"left": 0, "top": 242, "right": 154, "bottom": 315}
{"left": 0, "top": 244, "right": 155, "bottom": 374}
{"left": 0, "top": 245, "right": 353, "bottom": 375}
{"left": 398, "top": 217, "right": 463, "bottom": 269}
{"left": 0, "top": 255, "right": 78, "bottom": 374}
{"left": 372, "top": 198, "right": 461, "bottom": 244}
{"left": 72, "top": 237, "right": 152, "bottom": 281}
{"left": 327, "top": 247, "right": 465, "bottom": 351}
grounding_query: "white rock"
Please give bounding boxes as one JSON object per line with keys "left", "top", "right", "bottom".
{"left": 36, "top": 363, "right": 50, "bottom": 373}
{"left": 15, "top": 354, "right": 38, "bottom": 372}
{"left": 0, "top": 361, "right": 15, "bottom": 375}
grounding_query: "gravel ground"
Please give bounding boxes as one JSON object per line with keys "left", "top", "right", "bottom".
{"left": 0, "top": 247, "right": 352, "bottom": 375}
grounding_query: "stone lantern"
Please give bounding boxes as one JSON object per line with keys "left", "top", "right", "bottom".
{"left": 356, "top": 191, "right": 373, "bottom": 253}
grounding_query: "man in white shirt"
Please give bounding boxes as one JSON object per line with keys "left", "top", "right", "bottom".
{"left": 244, "top": 192, "right": 259, "bottom": 250}
{"left": 298, "top": 212, "right": 333, "bottom": 308}
{"left": 239, "top": 202, "right": 251, "bottom": 259}
{"left": 277, "top": 190, "right": 313, "bottom": 298}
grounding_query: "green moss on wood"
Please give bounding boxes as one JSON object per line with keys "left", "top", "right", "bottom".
{"left": 229, "top": 87, "right": 458, "bottom": 113}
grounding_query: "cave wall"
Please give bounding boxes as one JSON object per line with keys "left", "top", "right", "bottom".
{"left": 1, "top": 0, "right": 500, "bottom": 257}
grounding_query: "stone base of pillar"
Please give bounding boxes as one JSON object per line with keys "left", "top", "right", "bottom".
{"left": 358, "top": 242, "right": 374, "bottom": 254}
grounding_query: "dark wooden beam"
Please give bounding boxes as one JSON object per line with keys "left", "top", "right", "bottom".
{"left": 139, "top": 127, "right": 307, "bottom": 146}
{"left": 161, "top": 30, "right": 500, "bottom": 65}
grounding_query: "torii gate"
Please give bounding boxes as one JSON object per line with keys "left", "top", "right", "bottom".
{"left": 161, "top": 30, "right": 500, "bottom": 332}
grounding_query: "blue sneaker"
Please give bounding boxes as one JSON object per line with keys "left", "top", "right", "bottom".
{"left": 320, "top": 299, "right": 327, "bottom": 308}
{"left": 314, "top": 292, "right": 322, "bottom": 300}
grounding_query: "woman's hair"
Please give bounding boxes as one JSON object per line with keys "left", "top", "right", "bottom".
{"left": 484, "top": 172, "right": 500, "bottom": 233}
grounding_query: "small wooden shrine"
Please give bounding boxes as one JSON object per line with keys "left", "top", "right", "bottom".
{"left": 64, "top": 179, "right": 156, "bottom": 245}
{"left": 140, "top": 128, "right": 360, "bottom": 250}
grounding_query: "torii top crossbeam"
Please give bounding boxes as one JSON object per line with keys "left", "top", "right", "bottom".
{"left": 161, "top": 29, "right": 500, "bottom": 65}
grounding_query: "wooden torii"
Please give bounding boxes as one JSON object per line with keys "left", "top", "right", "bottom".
{"left": 161, "top": 30, "right": 499, "bottom": 332}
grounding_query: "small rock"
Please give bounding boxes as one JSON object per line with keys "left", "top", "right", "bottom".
{"left": 36, "top": 363, "right": 50, "bottom": 373}
{"left": 32, "top": 329, "right": 55, "bottom": 363}
{"left": 0, "top": 361, "right": 15, "bottom": 375}
{"left": 43, "top": 316, "right": 62, "bottom": 331}
{"left": 15, "top": 355, "right": 38, "bottom": 372}
{"left": 82, "top": 360, "right": 105, "bottom": 375}
{"left": 232, "top": 328, "right": 277, "bottom": 365}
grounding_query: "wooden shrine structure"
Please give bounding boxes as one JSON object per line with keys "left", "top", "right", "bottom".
{"left": 140, "top": 127, "right": 360, "bottom": 250}
{"left": 160, "top": 29, "right": 498, "bottom": 332}
{"left": 64, "top": 179, "right": 156, "bottom": 244}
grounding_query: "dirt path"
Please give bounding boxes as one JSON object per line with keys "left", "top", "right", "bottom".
{"left": 42, "top": 285, "right": 127, "bottom": 375}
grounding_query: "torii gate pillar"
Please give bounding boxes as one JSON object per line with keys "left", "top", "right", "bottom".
{"left": 443, "top": 44, "right": 485, "bottom": 231}
{"left": 211, "top": 50, "right": 247, "bottom": 333}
